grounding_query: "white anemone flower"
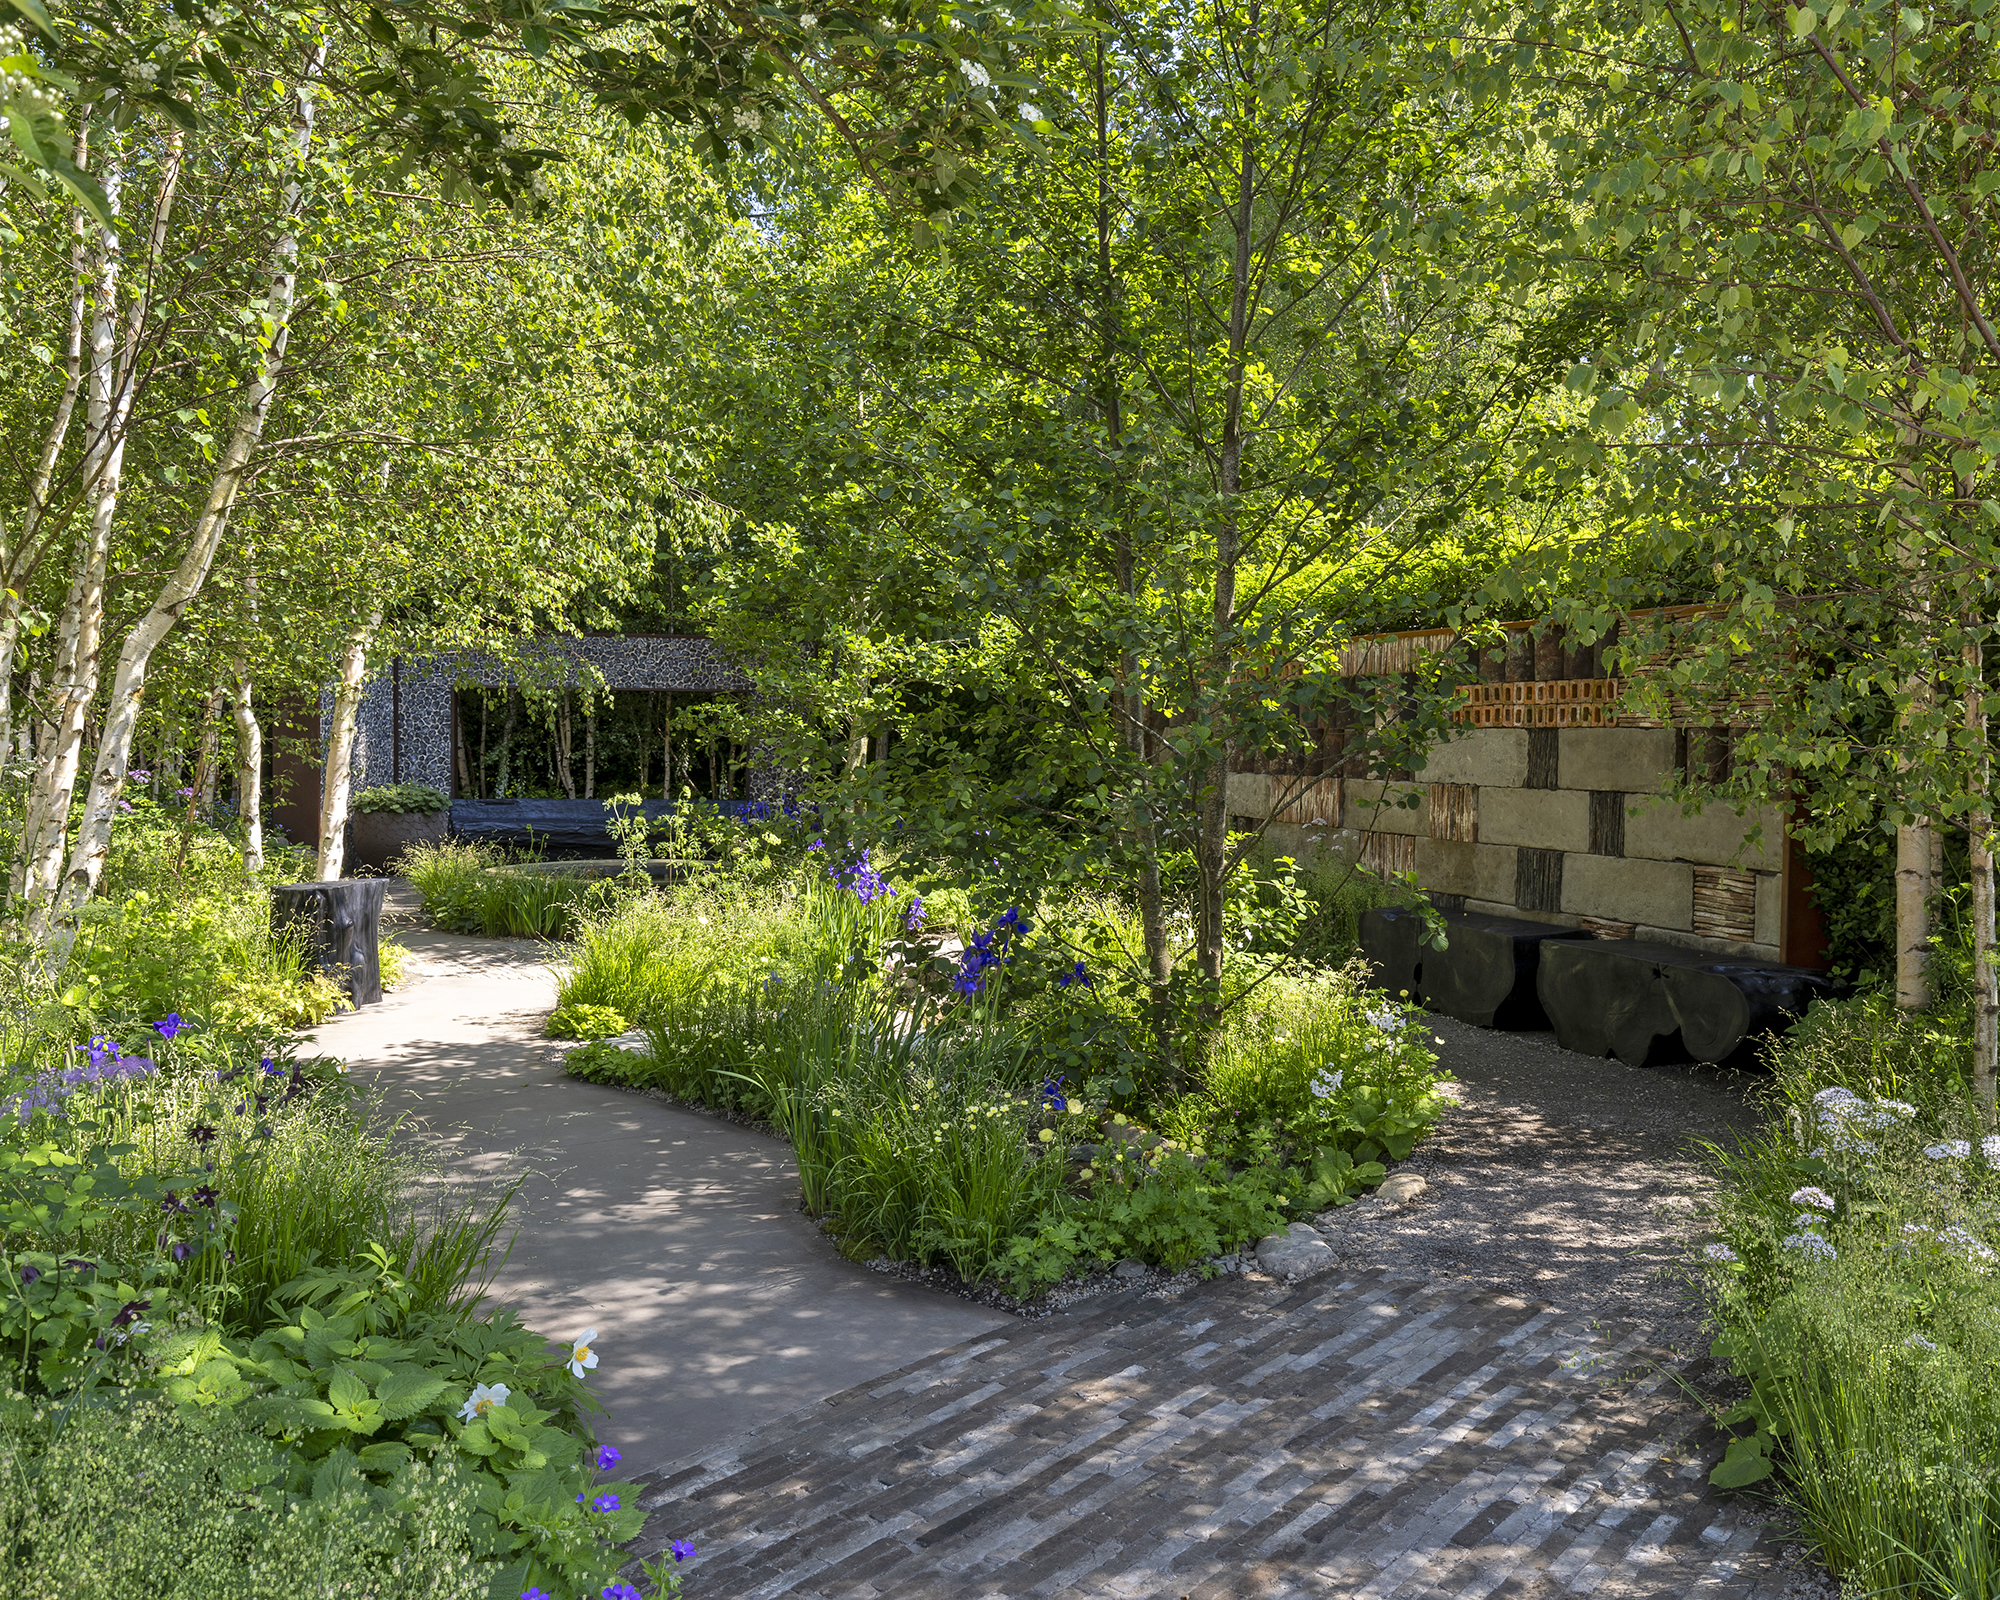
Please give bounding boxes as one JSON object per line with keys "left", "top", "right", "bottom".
{"left": 568, "top": 1328, "right": 600, "bottom": 1379}
{"left": 459, "top": 1381, "right": 511, "bottom": 1422}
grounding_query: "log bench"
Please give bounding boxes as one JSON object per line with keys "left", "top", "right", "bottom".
{"left": 1536, "top": 939, "right": 1843, "bottom": 1068}
{"left": 1359, "top": 906, "right": 1592, "bottom": 1029}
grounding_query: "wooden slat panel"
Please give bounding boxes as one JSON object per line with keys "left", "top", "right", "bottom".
{"left": 1692, "top": 866, "right": 1758, "bottom": 943}
{"left": 1428, "top": 782, "right": 1478, "bottom": 843}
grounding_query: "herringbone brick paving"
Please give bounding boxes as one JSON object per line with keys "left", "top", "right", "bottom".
{"left": 632, "top": 1268, "right": 1786, "bottom": 1598}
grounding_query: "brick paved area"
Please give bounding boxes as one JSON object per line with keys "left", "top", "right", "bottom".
{"left": 632, "top": 1268, "right": 1787, "bottom": 1598}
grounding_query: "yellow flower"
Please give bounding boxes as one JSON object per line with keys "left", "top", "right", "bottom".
{"left": 1038, "top": 1128, "right": 1055, "bottom": 1143}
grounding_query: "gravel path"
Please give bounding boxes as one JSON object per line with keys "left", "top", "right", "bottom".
{"left": 1308, "top": 1018, "right": 1763, "bottom": 1352}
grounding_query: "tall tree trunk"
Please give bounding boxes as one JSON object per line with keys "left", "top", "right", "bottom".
{"left": 41, "top": 47, "right": 327, "bottom": 968}
{"left": 1893, "top": 400, "right": 1937, "bottom": 1008}
{"left": 1, "top": 130, "right": 95, "bottom": 767}
{"left": 1970, "top": 620, "right": 1997, "bottom": 1124}
{"left": 197, "top": 685, "right": 223, "bottom": 814}
{"left": 234, "top": 673, "right": 263, "bottom": 872}
{"left": 555, "top": 693, "right": 575, "bottom": 798}
{"left": 316, "top": 612, "right": 378, "bottom": 881}
{"left": 233, "top": 566, "right": 263, "bottom": 871}
{"left": 495, "top": 687, "right": 516, "bottom": 796}
{"left": 18, "top": 142, "right": 161, "bottom": 930}
{"left": 662, "top": 691, "right": 673, "bottom": 798}
{"left": 1194, "top": 132, "right": 1257, "bottom": 1035}
{"left": 584, "top": 709, "right": 596, "bottom": 799}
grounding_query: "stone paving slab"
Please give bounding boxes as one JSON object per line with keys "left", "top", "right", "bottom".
{"left": 632, "top": 1270, "right": 1787, "bottom": 1599}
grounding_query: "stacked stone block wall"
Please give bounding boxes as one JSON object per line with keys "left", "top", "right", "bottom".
{"left": 1234, "top": 724, "right": 1785, "bottom": 961}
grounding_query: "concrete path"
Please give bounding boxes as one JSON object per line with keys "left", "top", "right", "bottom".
{"left": 305, "top": 912, "right": 1010, "bottom": 1470}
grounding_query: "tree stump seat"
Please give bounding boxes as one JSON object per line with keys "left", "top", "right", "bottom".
{"left": 272, "top": 879, "right": 387, "bottom": 1007}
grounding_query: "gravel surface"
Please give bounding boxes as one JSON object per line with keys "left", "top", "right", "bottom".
{"left": 1310, "top": 1015, "right": 1765, "bottom": 1350}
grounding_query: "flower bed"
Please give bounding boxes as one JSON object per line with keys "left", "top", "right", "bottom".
{"left": 1696, "top": 992, "right": 2000, "bottom": 1595}
{"left": 556, "top": 845, "right": 1451, "bottom": 1300}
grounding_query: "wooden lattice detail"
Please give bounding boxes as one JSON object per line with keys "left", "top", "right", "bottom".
{"left": 1693, "top": 867, "right": 1758, "bottom": 943}
{"left": 1359, "top": 832, "right": 1416, "bottom": 880}
{"left": 1271, "top": 776, "right": 1342, "bottom": 826}
{"left": 1428, "top": 783, "right": 1478, "bottom": 843}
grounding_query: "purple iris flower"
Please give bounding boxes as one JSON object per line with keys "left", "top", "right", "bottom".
{"left": 153, "top": 1014, "right": 187, "bottom": 1040}
{"left": 670, "top": 1539, "right": 698, "bottom": 1562}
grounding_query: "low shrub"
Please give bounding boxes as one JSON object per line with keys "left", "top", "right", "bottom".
{"left": 0, "top": 1395, "right": 491, "bottom": 1600}
{"left": 352, "top": 783, "right": 450, "bottom": 815}
{"left": 547, "top": 1002, "right": 629, "bottom": 1041}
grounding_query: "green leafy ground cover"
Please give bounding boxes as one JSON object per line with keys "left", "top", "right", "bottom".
{"left": 519, "top": 835, "right": 1451, "bottom": 1302}
{"left": 0, "top": 821, "right": 687, "bottom": 1599}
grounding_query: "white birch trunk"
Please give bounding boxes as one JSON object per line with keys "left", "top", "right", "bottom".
{"left": 197, "top": 686, "right": 222, "bottom": 814}
{"left": 315, "top": 614, "right": 376, "bottom": 881}
{"left": 17, "top": 147, "right": 147, "bottom": 929}
{"left": 1895, "top": 819, "right": 1935, "bottom": 1008}
{"left": 234, "top": 670, "right": 263, "bottom": 873}
{"left": 39, "top": 47, "right": 327, "bottom": 969}
{"left": 1, "top": 132, "right": 94, "bottom": 766}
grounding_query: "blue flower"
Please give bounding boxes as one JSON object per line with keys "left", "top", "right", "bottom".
{"left": 153, "top": 1013, "right": 187, "bottom": 1040}
{"left": 807, "top": 837, "right": 824, "bottom": 852}
{"left": 593, "top": 1492, "right": 621, "bottom": 1512}
{"left": 597, "top": 1443, "right": 622, "bottom": 1471}
{"left": 905, "top": 896, "right": 927, "bottom": 931}
{"left": 1040, "top": 1076, "right": 1067, "bottom": 1112}
{"left": 521, "top": 1590, "right": 553, "bottom": 1600}
{"left": 261, "top": 1057, "right": 282, "bottom": 1075}
{"left": 602, "top": 1586, "right": 643, "bottom": 1600}
{"left": 19, "top": 1266, "right": 39, "bottom": 1286}
{"left": 1055, "top": 959, "right": 1091, "bottom": 989}
{"left": 670, "top": 1539, "right": 698, "bottom": 1562}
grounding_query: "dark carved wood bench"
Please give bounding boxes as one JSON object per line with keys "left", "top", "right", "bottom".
{"left": 1536, "top": 939, "right": 1843, "bottom": 1068}
{"left": 1360, "top": 906, "right": 1592, "bottom": 1029}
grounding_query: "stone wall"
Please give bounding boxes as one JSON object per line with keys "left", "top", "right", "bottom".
{"left": 332, "top": 635, "right": 753, "bottom": 799}
{"left": 1232, "top": 725, "right": 1790, "bottom": 962}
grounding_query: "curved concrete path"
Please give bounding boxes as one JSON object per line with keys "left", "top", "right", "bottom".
{"left": 305, "top": 905, "right": 1009, "bottom": 1470}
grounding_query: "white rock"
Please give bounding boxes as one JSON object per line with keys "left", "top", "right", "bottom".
{"left": 1377, "top": 1173, "right": 1427, "bottom": 1204}
{"left": 1256, "top": 1230, "right": 1335, "bottom": 1278}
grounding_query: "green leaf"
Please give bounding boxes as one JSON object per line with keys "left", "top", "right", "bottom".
{"left": 1709, "top": 1432, "right": 1774, "bottom": 1489}
{"left": 0, "top": 0, "right": 54, "bottom": 38}
{"left": 374, "top": 1367, "right": 448, "bottom": 1420}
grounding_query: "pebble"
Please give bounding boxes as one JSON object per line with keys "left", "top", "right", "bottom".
{"left": 1112, "top": 1258, "right": 1150, "bottom": 1281}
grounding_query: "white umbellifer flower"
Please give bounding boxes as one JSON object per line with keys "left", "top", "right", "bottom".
{"left": 1789, "top": 1186, "right": 1836, "bottom": 1212}
{"left": 1702, "top": 1243, "right": 1739, "bottom": 1263}
{"left": 1927, "top": 1141, "right": 1971, "bottom": 1161}
{"left": 459, "top": 1381, "right": 511, "bottom": 1421}
{"left": 1310, "top": 1067, "right": 1344, "bottom": 1100}
{"left": 1781, "top": 1231, "right": 1836, "bottom": 1262}
{"left": 568, "top": 1329, "right": 600, "bottom": 1378}
{"left": 733, "top": 107, "right": 761, "bottom": 131}
{"left": 1813, "top": 1085, "right": 1863, "bottom": 1110}
{"left": 1985, "top": 1135, "right": 2000, "bottom": 1162}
